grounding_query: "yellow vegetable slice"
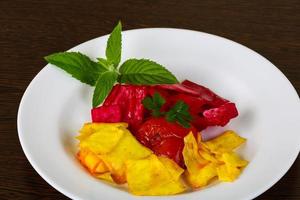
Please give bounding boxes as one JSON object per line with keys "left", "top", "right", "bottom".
{"left": 76, "top": 122, "right": 128, "bottom": 141}
{"left": 158, "top": 156, "right": 184, "bottom": 181}
{"left": 185, "top": 163, "right": 217, "bottom": 188}
{"left": 78, "top": 125, "right": 124, "bottom": 154}
{"left": 197, "top": 133, "right": 219, "bottom": 163}
{"left": 216, "top": 152, "right": 248, "bottom": 182}
{"left": 183, "top": 132, "right": 217, "bottom": 188}
{"left": 198, "top": 150, "right": 218, "bottom": 163}
{"left": 100, "top": 127, "right": 152, "bottom": 184}
{"left": 183, "top": 132, "right": 208, "bottom": 173}
{"left": 95, "top": 172, "right": 114, "bottom": 183}
{"left": 126, "top": 154, "right": 186, "bottom": 195}
{"left": 93, "top": 160, "right": 109, "bottom": 174}
{"left": 77, "top": 149, "right": 109, "bottom": 174}
{"left": 201, "top": 130, "right": 246, "bottom": 154}
{"left": 217, "top": 164, "right": 241, "bottom": 182}
{"left": 219, "top": 152, "right": 248, "bottom": 168}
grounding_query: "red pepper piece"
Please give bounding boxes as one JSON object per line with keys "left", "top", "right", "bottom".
{"left": 167, "top": 93, "right": 207, "bottom": 114}
{"left": 136, "top": 117, "right": 197, "bottom": 165}
{"left": 99, "top": 84, "right": 148, "bottom": 132}
{"left": 148, "top": 86, "right": 171, "bottom": 99}
{"left": 152, "top": 137, "right": 185, "bottom": 167}
{"left": 91, "top": 104, "right": 122, "bottom": 123}
{"left": 203, "top": 102, "right": 238, "bottom": 126}
{"left": 156, "top": 84, "right": 200, "bottom": 96}
{"left": 124, "top": 86, "right": 148, "bottom": 132}
{"left": 137, "top": 118, "right": 197, "bottom": 144}
{"left": 182, "top": 80, "right": 228, "bottom": 107}
{"left": 190, "top": 114, "right": 206, "bottom": 131}
{"left": 156, "top": 80, "right": 238, "bottom": 129}
{"left": 103, "top": 84, "right": 121, "bottom": 106}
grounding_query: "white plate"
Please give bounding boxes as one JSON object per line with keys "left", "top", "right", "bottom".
{"left": 18, "top": 28, "right": 300, "bottom": 200}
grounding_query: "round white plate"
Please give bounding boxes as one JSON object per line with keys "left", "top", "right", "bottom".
{"left": 18, "top": 28, "right": 300, "bottom": 200}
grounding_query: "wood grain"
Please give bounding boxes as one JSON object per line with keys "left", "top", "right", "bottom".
{"left": 0, "top": 0, "right": 299, "bottom": 199}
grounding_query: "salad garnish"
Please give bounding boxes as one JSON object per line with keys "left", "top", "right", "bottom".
{"left": 45, "top": 21, "right": 178, "bottom": 107}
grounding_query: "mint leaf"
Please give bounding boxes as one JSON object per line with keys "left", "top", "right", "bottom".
{"left": 45, "top": 52, "right": 107, "bottom": 86}
{"left": 166, "top": 101, "right": 192, "bottom": 128}
{"left": 92, "top": 71, "right": 118, "bottom": 107}
{"left": 106, "top": 21, "right": 122, "bottom": 67}
{"left": 97, "top": 58, "right": 111, "bottom": 67}
{"left": 97, "top": 58, "right": 116, "bottom": 72}
{"left": 119, "top": 59, "right": 179, "bottom": 85}
{"left": 142, "top": 92, "right": 166, "bottom": 117}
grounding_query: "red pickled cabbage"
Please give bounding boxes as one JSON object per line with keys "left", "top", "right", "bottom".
{"left": 203, "top": 102, "right": 238, "bottom": 126}
{"left": 91, "top": 104, "right": 122, "bottom": 123}
{"left": 91, "top": 84, "right": 148, "bottom": 132}
{"left": 151, "top": 80, "right": 238, "bottom": 131}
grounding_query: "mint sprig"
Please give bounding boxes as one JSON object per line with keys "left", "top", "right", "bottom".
{"left": 142, "top": 93, "right": 192, "bottom": 128}
{"left": 119, "top": 59, "right": 178, "bottom": 84}
{"left": 106, "top": 21, "right": 122, "bottom": 67}
{"left": 45, "top": 21, "right": 179, "bottom": 107}
{"left": 45, "top": 52, "right": 107, "bottom": 86}
{"left": 92, "top": 71, "right": 118, "bottom": 107}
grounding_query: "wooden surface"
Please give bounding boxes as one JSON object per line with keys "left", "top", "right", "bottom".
{"left": 0, "top": 0, "right": 299, "bottom": 199}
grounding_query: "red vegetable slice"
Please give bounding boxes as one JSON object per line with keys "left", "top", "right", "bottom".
{"left": 182, "top": 79, "right": 228, "bottom": 107}
{"left": 137, "top": 117, "right": 197, "bottom": 145}
{"left": 136, "top": 117, "right": 197, "bottom": 166}
{"left": 94, "top": 84, "right": 148, "bottom": 132}
{"left": 152, "top": 137, "right": 185, "bottom": 167}
{"left": 91, "top": 104, "right": 122, "bottom": 123}
{"left": 104, "top": 85, "right": 129, "bottom": 109}
{"left": 103, "top": 84, "right": 121, "bottom": 106}
{"left": 190, "top": 114, "right": 210, "bottom": 131}
{"left": 155, "top": 80, "right": 238, "bottom": 131}
{"left": 156, "top": 84, "right": 199, "bottom": 96}
{"left": 148, "top": 86, "right": 171, "bottom": 99}
{"left": 167, "top": 93, "right": 207, "bottom": 114}
{"left": 203, "top": 102, "right": 238, "bottom": 126}
{"left": 125, "top": 86, "right": 148, "bottom": 132}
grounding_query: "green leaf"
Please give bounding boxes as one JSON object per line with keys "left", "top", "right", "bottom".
{"left": 45, "top": 52, "right": 107, "bottom": 86}
{"left": 176, "top": 117, "right": 190, "bottom": 128}
{"left": 92, "top": 71, "right": 118, "bottom": 107}
{"left": 119, "top": 59, "right": 179, "bottom": 85}
{"left": 97, "top": 58, "right": 116, "bottom": 72}
{"left": 142, "top": 92, "right": 166, "bottom": 117}
{"left": 153, "top": 92, "right": 166, "bottom": 109}
{"left": 166, "top": 101, "right": 192, "bottom": 128}
{"left": 106, "top": 21, "right": 122, "bottom": 67}
{"left": 97, "top": 58, "right": 111, "bottom": 67}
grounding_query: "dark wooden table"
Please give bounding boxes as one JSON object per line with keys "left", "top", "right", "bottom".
{"left": 1, "top": 0, "right": 299, "bottom": 199}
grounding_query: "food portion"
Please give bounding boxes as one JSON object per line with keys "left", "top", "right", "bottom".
{"left": 92, "top": 82, "right": 238, "bottom": 132}
{"left": 126, "top": 154, "right": 186, "bottom": 195}
{"left": 77, "top": 123, "right": 247, "bottom": 195}
{"left": 91, "top": 82, "right": 238, "bottom": 167}
{"left": 45, "top": 21, "right": 248, "bottom": 196}
{"left": 183, "top": 131, "right": 247, "bottom": 187}
{"left": 77, "top": 123, "right": 186, "bottom": 195}
{"left": 77, "top": 123, "right": 152, "bottom": 184}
